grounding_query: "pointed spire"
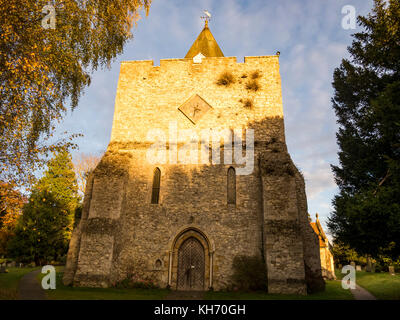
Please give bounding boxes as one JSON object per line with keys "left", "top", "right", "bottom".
{"left": 185, "top": 19, "right": 224, "bottom": 59}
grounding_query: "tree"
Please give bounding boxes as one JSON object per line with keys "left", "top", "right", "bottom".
{"left": 36, "top": 149, "right": 80, "bottom": 210}
{"left": 331, "top": 241, "right": 364, "bottom": 266}
{"left": 8, "top": 189, "right": 72, "bottom": 264}
{"left": 0, "top": 0, "right": 151, "bottom": 187}
{"left": 8, "top": 149, "right": 80, "bottom": 264}
{"left": 328, "top": 0, "right": 400, "bottom": 260}
{"left": 0, "top": 181, "right": 25, "bottom": 256}
{"left": 73, "top": 152, "right": 102, "bottom": 198}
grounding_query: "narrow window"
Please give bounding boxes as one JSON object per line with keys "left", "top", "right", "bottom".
{"left": 151, "top": 168, "right": 161, "bottom": 204}
{"left": 155, "top": 259, "right": 162, "bottom": 270}
{"left": 227, "top": 167, "right": 236, "bottom": 204}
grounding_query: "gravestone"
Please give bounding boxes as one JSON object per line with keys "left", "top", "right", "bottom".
{"left": 366, "top": 257, "right": 372, "bottom": 272}
{"left": 0, "top": 265, "right": 7, "bottom": 273}
{"left": 389, "top": 266, "right": 395, "bottom": 275}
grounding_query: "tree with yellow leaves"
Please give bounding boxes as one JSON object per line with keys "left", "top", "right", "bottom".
{"left": 0, "top": 0, "right": 151, "bottom": 187}
{"left": 0, "top": 181, "right": 26, "bottom": 256}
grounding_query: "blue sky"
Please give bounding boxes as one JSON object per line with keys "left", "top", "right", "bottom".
{"left": 54, "top": 0, "right": 374, "bottom": 237}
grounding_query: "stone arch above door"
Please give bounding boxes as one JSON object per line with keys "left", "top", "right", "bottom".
{"left": 169, "top": 226, "right": 215, "bottom": 251}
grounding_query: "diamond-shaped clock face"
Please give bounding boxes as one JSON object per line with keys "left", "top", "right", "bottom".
{"left": 178, "top": 94, "right": 212, "bottom": 124}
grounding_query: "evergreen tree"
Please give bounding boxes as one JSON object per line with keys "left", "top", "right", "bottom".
{"left": 37, "top": 149, "right": 80, "bottom": 211}
{"left": 328, "top": 0, "right": 400, "bottom": 259}
{"left": 8, "top": 190, "right": 72, "bottom": 264}
{"left": 8, "top": 150, "right": 79, "bottom": 264}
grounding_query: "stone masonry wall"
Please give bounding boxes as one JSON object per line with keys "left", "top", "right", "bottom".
{"left": 260, "top": 151, "right": 307, "bottom": 294}
{"left": 295, "top": 173, "right": 326, "bottom": 293}
{"left": 110, "top": 56, "right": 284, "bottom": 144}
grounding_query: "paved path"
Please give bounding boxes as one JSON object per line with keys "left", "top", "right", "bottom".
{"left": 335, "top": 280, "right": 376, "bottom": 300}
{"left": 164, "top": 290, "right": 204, "bottom": 300}
{"left": 350, "top": 284, "right": 376, "bottom": 300}
{"left": 17, "top": 269, "right": 47, "bottom": 300}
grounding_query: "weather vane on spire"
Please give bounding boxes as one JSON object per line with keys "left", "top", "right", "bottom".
{"left": 201, "top": 10, "right": 212, "bottom": 27}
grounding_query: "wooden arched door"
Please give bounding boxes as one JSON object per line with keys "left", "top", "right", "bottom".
{"left": 177, "top": 237, "right": 205, "bottom": 290}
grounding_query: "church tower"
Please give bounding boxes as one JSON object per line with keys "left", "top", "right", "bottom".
{"left": 63, "top": 19, "right": 324, "bottom": 294}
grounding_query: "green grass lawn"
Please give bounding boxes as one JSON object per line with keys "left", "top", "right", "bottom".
{"left": 0, "top": 267, "right": 39, "bottom": 300}
{"left": 38, "top": 267, "right": 352, "bottom": 300}
{"left": 335, "top": 268, "right": 400, "bottom": 300}
{"left": 355, "top": 272, "right": 400, "bottom": 300}
{"left": 205, "top": 281, "right": 353, "bottom": 300}
{"left": 38, "top": 267, "right": 170, "bottom": 300}
{"left": 8, "top": 265, "right": 399, "bottom": 300}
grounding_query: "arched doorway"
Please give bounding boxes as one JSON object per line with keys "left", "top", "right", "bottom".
{"left": 168, "top": 227, "right": 214, "bottom": 291}
{"left": 177, "top": 237, "right": 205, "bottom": 290}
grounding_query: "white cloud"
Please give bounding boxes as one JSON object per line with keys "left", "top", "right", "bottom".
{"left": 303, "top": 160, "right": 336, "bottom": 199}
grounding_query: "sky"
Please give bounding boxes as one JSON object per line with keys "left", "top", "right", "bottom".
{"left": 53, "top": 0, "right": 375, "bottom": 238}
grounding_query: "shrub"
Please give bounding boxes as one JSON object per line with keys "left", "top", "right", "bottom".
{"left": 216, "top": 71, "right": 235, "bottom": 86}
{"left": 374, "top": 262, "right": 383, "bottom": 273}
{"left": 112, "top": 271, "right": 160, "bottom": 289}
{"left": 251, "top": 70, "right": 261, "bottom": 79}
{"left": 246, "top": 79, "right": 260, "bottom": 91}
{"left": 113, "top": 278, "right": 159, "bottom": 289}
{"left": 113, "top": 278, "right": 131, "bottom": 289}
{"left": 231, "top": 255, "right": 267, "bottom": 291}
{"left": 242, "top": 98, "right": 253, "bottom": 109}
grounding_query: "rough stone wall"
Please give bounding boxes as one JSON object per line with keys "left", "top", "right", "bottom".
{"left": 63, "top": 55, "right": 324, "bottom": 294}
{"left": 259, "top": 151, "right": 307, "bottom": 294}
{"left": 259, "top": 150, "right": 325, "bottom": 294}
{"left": 63, "top": 173, "right": 94, "bottom": 286}
{"left": 63, "top": 152, "right": 131, "bottom": 287}
{"left": 65, "top": 146, "right": 269, "bottom": 289}
{"left": 320, "top": 246, "right": 336, "bottom": 280}
{"left": 295, "top": 172, "right": 326, "bottom": 293}
{"left": 110, "top": 56, "right": 284, "bottom": 145}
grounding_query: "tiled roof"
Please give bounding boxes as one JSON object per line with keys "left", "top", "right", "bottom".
{"left": 185, "top": 21, "right": 224, "bottom": 58}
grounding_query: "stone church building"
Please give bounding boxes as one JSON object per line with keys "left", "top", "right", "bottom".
{"left": 63, "top": 20, "right": 325, "bottom": 295}
{"left": 311, "top": 214, "right": 336, "bottom": 280}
